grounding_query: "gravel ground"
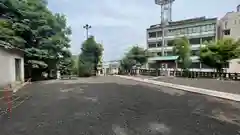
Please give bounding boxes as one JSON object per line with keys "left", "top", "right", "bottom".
{"left": 0, "top": 76, "right": 240, "bottom": 135}
{"left": 0, "top": 86, "right": 31, "bottom": 116}
{"left": 152, "top": 76, "right": 240, "bottom": 95}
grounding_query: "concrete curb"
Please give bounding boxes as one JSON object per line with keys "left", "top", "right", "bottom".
{"left": 13, "top": 82, "right": 31, "bottom": 93}
{"left": 116, "top": 75, "right": 240, "bottom": 102}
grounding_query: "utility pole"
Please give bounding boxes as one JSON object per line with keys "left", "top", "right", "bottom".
{"left": 83, "top": 24, "right": 91, "bottom": 39}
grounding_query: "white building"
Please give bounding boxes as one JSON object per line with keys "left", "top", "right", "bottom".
{"left": 102, "top": 61, "right": 120, "bottom": 75}
{"left": 146, "top": 17, "right": 217, "bottom": 71}
{"left": 0, "top": 44, "right": 24, "bottom": 87}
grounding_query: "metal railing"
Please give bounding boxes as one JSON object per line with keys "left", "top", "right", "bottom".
{"left": 119, "top": 69, "right": 240, "bottom": 81}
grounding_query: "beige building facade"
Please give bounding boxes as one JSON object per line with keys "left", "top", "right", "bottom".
{"left": 218, "top": 8, "right": 240, "bottom": 40}
{"left": 218, "top": 5, "right": 240, "bottom": 73}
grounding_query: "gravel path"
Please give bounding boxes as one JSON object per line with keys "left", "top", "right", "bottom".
{"left": 0, "top": 76, "right": 239, "bottom": 135}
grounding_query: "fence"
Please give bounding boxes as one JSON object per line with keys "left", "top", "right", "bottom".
{"left": 119, "top": 69, "right": 240, "bottom": 81}
{"left": 170, "top": 70, "right": 240, "bottom": 80}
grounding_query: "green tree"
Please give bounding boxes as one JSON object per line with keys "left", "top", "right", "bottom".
{"left": 120, "top": 57, "right": 136, "bottom": 71}
{"left": 58, "top": 50, "right": 75, "bottom": 75}
{"left": 71, "top": 55, "right": 79, "bottom": 75}
{"left": 0, "top": 0, "right": 72, "bottom": 79}
{"left": 200, "top": 38, "right": 240, "bottom": 72}
{"left": 126, "top": 46, "right": 148, "bottom": 65}
{"left": 78, "top": 36, "right": 103, "bottom": 77}
{"left": 173, "top": 37, "right": 192, "bottom": 70}
{"left": 58, "top": 57, "right": 74, "bottom": 75}
{"left": 120, "top": 46, "right": 149, "bottom": 70}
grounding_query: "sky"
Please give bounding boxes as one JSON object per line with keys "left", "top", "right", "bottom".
{"left": 47, "top": 0, "right": 239, "bottom": 61}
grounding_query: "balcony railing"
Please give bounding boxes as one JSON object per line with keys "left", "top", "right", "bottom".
{"left": 148, "top": 31, "right": 215, "bottom": 42}
{"left": 147, "top": 44, "right": 205, "bottom": 52}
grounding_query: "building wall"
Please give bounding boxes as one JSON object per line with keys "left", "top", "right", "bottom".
{"left": 227, "top": 59, "right": 240, "bottom": 73}
{"left": 219, "top": 11, "right": 240, "bottom": 40}
{"left": 218, "top": 8, "right": 240, "bottom": 73}
{"left": 0, "top": 48, "right": 24, "bottom": 87}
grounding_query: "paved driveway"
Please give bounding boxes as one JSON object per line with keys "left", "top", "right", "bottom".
{"left": 0, "top": 76, "right": 240, "bottom": 135}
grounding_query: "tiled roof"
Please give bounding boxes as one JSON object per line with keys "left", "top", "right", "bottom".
{"left": 0, "top": 40, "right": 25, "bottom": 53}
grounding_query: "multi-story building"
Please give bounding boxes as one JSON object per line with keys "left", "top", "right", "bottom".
{"left": 218, "top": 5, "right": 240, "bottom": 73}
{"left": 218, "top": 5, "right": 240, "bottom": 40}
{"left": 146, "top": 17, "right": 217, "bottom": 70}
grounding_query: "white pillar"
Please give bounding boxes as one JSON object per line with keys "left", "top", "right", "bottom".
{"left": 57, "top": 71, "right": 61, "bottom": 79}
{"left": 146, "top": 63, "right": 150, "bottom": 69}
{"left": 136, "top": 67, "right": 140, "bottom": 75}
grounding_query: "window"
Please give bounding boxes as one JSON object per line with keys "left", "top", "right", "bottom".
{"left": 210, "top": 24, "right": 215, "bottom": 31}
{"left": 175, "top": 29, "right": 180, "bottom": 35}
{"left": 157, "top": 42, "right": 162, "bottom": 47}
{"left": 205, "top": 25, "right": 208, "bottom": 32}
{"left": 184, "top": 28, "right": 188, "bottom": 34}
{"left": 180, "top": 28, "right": 185, "bottom": 34}
{"left": 189, "top": 63, "right": 200, "bottom": 68}
{"left": 223, "top": 62, "right": 229, "bottom": 68}
{"left": 189, "top": 38, "right": 200, "bottom": 44}
{"left": 224, "top": 21, "right": 228, "bottom": 29}
{"left": 151, "top": 52, "right": 157, "bottom": 56}
{"left": 179, "top": 29, "right": 183, "bottom": 34}
{"left": 194, "top": 26, "right": 200, "bottom": 33}
{"left": 202, "top": 25, "right": 207, "bottom": 32}
{"left": 202, "top": 36, "right": 215, "bottom": 43}
{"left": 157, "top": 31, "right": 162, "bottom": 37}
{"left": 234, "top": 20, "right": 237, "bottom": 24}
{"left": 168, "top": 29, "right": 173, "bottom": 36}
{"left": 168, "top": 30, "right": 174, "bottom": 36}
{"left": 166, "top": 51, "right": 173, "bottom": 56}
{"left": 148, "top": 43, "right": 156, "bottom": 48}
{"left": 149, "top": 32, "right": 156, "bottom": 38}
{"left": 192, "top": 27, "right": 197, "bottom": 33}
{"left": 157, "top": 52, "right": 162, "bottom": 56}
{"left": 173, "top": 29, "right": 178, "bottom": 35}
{"left": 223, "top": 29, "right": 230, "bottom": 35}
{"left": 188, "top": 27, "right": 193, "bottom": 34}
{"left": 207, "top": 25, "right": 212, "bottom": 31}
{"left": 192, "top": 50, "right": 200, "bottom": 56}
{"left": 168, "top": 40, "right": 174, "bottom": 46}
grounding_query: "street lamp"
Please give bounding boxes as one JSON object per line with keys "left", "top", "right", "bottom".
{"left": 83, "top": 24, "right": 92, "bottom": 39}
